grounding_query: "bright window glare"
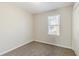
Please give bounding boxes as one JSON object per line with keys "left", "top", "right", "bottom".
{"left": 48, "top": 15, "right": 60, "bottom": 36}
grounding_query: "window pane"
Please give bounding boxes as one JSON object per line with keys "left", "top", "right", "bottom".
{"left": 48, "top": 15, "right": 60, "bottom": 25}
{"left": 48, "top": 26, "right": 59, "bottom": 35}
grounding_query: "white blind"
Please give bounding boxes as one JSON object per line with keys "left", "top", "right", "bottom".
{"left": 48, "top": 15, "right": 60, "bottom": 36}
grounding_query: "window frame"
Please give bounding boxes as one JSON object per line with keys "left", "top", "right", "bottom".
{"left": 48, "top": 15, "right": 60, "bottom": 36}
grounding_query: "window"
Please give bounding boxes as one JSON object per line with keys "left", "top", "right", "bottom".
{"left": 48, "top": 15, "right": 60, "bottom": 36}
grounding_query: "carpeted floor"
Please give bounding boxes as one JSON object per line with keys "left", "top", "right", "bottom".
{"left": 2, "top": 41, "right": 76, "bottom": 56}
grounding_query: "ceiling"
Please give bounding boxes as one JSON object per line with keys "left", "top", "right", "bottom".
{"left": 10, "top": 2, "right": 73, "bottom": 14}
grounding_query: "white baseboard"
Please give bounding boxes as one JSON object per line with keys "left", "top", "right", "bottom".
{"left": 0, "top": 40, "right": 33, "bottom": 56}
{"left": 35, "top": 40, "right": 72, "bottom": 49}
{"left": 0, "top": 40, "right": 72, "bottom": 56}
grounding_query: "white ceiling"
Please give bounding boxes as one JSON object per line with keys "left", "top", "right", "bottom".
{"left": 10, "top": 2, "right": 73, "bottom": 14}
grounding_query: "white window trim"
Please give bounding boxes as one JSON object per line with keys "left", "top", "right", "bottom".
{"left": 48, "top": 15, "right": 60, "bottom": 36}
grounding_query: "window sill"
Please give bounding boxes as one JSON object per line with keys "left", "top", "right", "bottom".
{"left": 48, "top": 34, "right": 60, "bottom": 37}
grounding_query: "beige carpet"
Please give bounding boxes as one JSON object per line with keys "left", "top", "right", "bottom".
{"left": 2, "top": 41, "right": 76, "bottom": 56}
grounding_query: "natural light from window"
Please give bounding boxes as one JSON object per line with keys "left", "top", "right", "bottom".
{"left": 48, "top": 15, "right": 60, "bottom": 36}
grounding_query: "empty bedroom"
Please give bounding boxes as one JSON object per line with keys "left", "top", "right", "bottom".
{"left": 0, "top": 2, "right": 78, "bottom": 56}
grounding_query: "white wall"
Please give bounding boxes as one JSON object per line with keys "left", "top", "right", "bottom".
{"left": 72, "top": 3, "right": 79, "bottom": 56}
{"left": 0, "top": 3, "right": 33, "bottom": 55}
{"left": 34, "top": 6, "right": 73, "bottom": 49}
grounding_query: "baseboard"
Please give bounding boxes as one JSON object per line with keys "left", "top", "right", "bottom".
{"left": 35, "top": 40, "right": 72, "bottom": 49}
{"left": 0, "top": 40, "right": 33, "bottom": 56}
{"left": 0, "top": 40, "right": 72, "bottom": 56}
